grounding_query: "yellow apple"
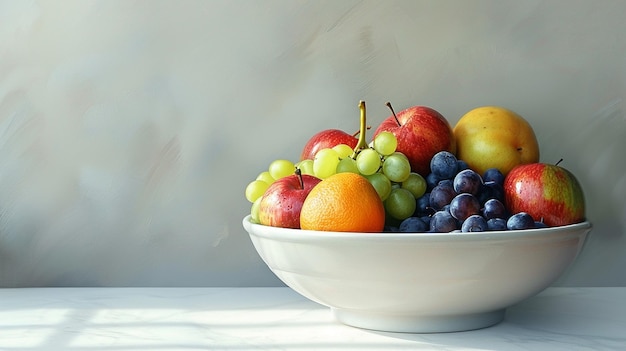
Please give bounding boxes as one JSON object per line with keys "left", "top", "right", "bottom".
{"left": 453, "top": 106, "right": 539, "bottom": 176}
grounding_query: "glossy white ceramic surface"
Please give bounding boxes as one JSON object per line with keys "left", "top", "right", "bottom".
{"left": 243, "top": 216, "right": 592, "bottom": 332}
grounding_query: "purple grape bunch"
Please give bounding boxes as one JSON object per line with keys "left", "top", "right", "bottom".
{"left": 394, "top": 151, "right": 547, "bottom": 233}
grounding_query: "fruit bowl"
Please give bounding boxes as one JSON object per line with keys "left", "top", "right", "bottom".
{"left": 243, "top": 215, "right": 591, "bottom": 333}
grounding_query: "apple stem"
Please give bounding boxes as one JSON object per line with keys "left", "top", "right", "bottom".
{"left": 385, "top": 101, "right": 402, "bottom": 127}
{"left": 295, "top": 167, "right": 304, "bottom": 190}
{"left": 351, "top": 100, "right": 370, "bottom": 158}
{"left": 555, "top": 158, "right": 563, "bottom": 166}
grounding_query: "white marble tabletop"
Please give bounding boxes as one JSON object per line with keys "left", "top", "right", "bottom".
{"left": 0, "top": 287, "right": 624, "bottom": 350}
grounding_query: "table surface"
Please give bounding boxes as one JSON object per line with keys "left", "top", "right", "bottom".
{"left": 0, "top": 287, "right": 624, "bottom": 350}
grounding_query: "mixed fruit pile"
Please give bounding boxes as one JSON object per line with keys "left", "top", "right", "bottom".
{"left": 245, "top": 101, "right": 586, "bottom": 233}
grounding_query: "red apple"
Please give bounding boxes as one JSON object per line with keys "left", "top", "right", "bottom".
{"left": 258, "top": 170, "right": 322, "bottom": 229}
{"left": 503, "top": 162, "right": 586, "bottom": 227}
{"left": 300, "top": 129, "right": 358, "bottom": 161}
{"left": 373, "top": 104, "right": 456, "bottom": 176}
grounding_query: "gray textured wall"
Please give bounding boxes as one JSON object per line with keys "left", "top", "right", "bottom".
{"left": 1, "top": 0, "right": 624, "bottom": 287}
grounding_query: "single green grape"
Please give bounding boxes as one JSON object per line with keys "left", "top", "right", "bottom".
{"left": 356, "top": 148, "right": 381, "bottom": 175}
{"left": 256, "top": 171, "right": 275, "bottom": 185}
{"left": 384, "top": 188, "right": 417, "bottom": 221}
{"left": 402, "top": 172, "right": 427, "bottom": 199}
{"left": 250, "top": 197, "right": 263, "bottom": 223}
{"left": 313, "top": 148, "right": 340, "bottom": 179}
{"left": 373, "top": 131, "right": 398, "bottom": 156}
{"left": 245, "top": 179, "right": 269, "bottom": 203}
{"left": 268, "top": 159, "right": 295, "bottom": 180}
{"left": 390, "top": 151, "right": 409, "bottom": 163}
{"left": 382, "top": 153, "right": 411, "bottom": 183}
{"left": 336, "top": 157, "right": 359, "bottom": 174}
{"left": 366, "top": 172, "right": 392, "bottom": 201}
{"left": 332, "top": 144, "right": 355, "bottom": 159}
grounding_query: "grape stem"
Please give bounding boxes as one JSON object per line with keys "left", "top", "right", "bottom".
{"left": 351, "top": 100, "right": 370, "bottom": 158}
{"left": 351, "top": 126, "right": 371, "bottom": 138}
{"left": 385, "top": 101, "right": 402, "bottom": 127}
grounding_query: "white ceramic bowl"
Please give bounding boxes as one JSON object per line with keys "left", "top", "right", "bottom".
{"left": 243, "top": 216, "right": 591, "bottom": 333}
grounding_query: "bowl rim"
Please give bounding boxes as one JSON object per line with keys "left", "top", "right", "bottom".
{"left": 243, "top": 215, "right": 592, "bottom": 243}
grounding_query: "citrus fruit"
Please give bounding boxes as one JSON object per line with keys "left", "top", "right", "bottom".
{"left": 453, "top": 106, "right": 540, "bottom": 176}
{"left": 300, "top": 172, "right": 385, "bottom": 232}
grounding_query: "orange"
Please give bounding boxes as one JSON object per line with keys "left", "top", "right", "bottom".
{"left": 300, "top": 172, "right": 385, "bottom": 232}
{"left": 454, "top": 106, "right": 540, "bottom": 176}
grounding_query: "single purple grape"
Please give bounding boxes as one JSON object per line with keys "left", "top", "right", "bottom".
{"left": 507, "top": 212, "right": 536, "bottom": 230}
{"left": 449, "top": 193, "right": 481, "bottom": 221}
{"left": 461, "top": 215, "right": 488, "bottom": 232}
{"left": 426, "top": 173, "right": 441, "bottom": 191}
{"left": 483, "top": 168, "right": 505, "bottom": 186}
{"left": 429, "top": 182, "right": 457, "bottom": 211}
{"left": 430, "top": 151, "right": 458, "bottom": 180}
{"left": 482, "top": 198, "right": 507, "bottom": 219}
{"left": 487, "top": 218, "right": 508, "bottom": 231}
{"left": 399, "top": 217, "right": 429, "bottom": 232}
{"left": 430, "top": 210, "right": 458, "bottom": 233}
{"left": 415, "top": 193, "right": 433, "bottom": 217}
{"left": 453, "top": 169, "right": 483, "bottom": 196}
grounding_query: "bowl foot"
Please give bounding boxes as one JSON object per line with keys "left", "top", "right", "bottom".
{"left": 332, "top": 308, "right": 505, "bottom": 333}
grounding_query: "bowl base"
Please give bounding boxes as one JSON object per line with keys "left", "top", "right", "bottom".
{"left": 332, "top": 308, "right": 505, "bottom": 333}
